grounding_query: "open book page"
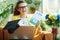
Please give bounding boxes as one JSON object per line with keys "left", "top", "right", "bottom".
{"left": 18, "top": 18, "right": 29, "bottom": 26}
{"left": 30, "top": 11, "right": 42, "bottom": 25}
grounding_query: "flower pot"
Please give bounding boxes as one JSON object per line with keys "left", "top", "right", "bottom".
{"left": 52, "top": 27, "right": 57, "bottom": 40}
{"left": 52, "top": 27, "right": 57, "bottom": 34}
{"left": 30, "top": 10, "right": 35, "bottom": 14}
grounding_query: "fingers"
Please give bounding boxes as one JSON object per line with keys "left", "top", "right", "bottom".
{"left": 34, "top": 20, "right": 43, "bottom": 35}
{"left": 36, "top": 20, "right": 42, "bottom": 27}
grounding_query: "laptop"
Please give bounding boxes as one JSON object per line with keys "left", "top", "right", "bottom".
{"left": 3, "top": 19, "right": 35, "bottom": 39}
{"left": 9, "top": 26, "right": 34, "bottom": 39}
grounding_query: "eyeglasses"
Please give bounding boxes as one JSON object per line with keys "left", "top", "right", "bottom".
{"left": 18, "top": 5, "right": 28, "bottom": 9}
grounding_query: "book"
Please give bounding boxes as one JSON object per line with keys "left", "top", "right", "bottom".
{"left": 30, "top": 11, "right": 42, "bottom": 25}
{"left": 18, "top": 18, "right": 29, "bottom": 26}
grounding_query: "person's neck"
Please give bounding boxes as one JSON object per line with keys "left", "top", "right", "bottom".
{"left": 20, "top": 14, "right": 27, "bottom": 18}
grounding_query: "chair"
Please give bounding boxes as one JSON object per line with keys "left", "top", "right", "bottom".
{"left": 0, "top": 28, "right": 8, "bottom": 40}
{"left": 0, "top": 28, "right": 3, "bottom": 40}
{"left": 3, "top": 30, "right": 9, "bottom": 40}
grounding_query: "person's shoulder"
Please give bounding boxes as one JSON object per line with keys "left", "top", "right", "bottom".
{"left": 12, "top": 15, "right": 20, "bottom": 17}
{"left": 12, "top": 15, "right": 20, "bottom": 21}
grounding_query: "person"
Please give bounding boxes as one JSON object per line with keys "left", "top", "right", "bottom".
{"left": 12, "top": 1, "right": 28, "bottom": 20}
{"left": 12, "top": 1, "right": 41, "bottom": 27}
{"left": 12, "top": 0, "right": 42, "bottom": 35}
{"left": 3, "top": 1, "right": 43, "bottom": 39}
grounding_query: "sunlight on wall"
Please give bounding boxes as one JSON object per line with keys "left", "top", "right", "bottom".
{"left": 43, "top": 0, "right": 59, "bottom": 15}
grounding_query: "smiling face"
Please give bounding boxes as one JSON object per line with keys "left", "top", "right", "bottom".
{"left": 17, "top": 2, "right": 28, "bottom": 15}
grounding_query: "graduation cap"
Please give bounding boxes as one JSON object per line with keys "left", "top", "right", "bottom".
{"left": 3, "top": 19, "right": 20, "bottom": 34}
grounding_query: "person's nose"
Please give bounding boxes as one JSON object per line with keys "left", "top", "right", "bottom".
{"left": 23, "top": 8, "right": 26, "bottom": 12}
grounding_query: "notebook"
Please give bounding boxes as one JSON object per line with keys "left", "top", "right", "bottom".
{"left": 30, "top": 11, "right": 42, "bottom": 25}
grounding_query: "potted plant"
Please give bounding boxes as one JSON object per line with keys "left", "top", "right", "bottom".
{"left": 29, "top": 6, "right": 36, "bottom": 14}
{"left": 45, "top": 14, "right": 60, "bottom": 27}
{"left": 45, "top": 14, "right": 60, "bottom": 40}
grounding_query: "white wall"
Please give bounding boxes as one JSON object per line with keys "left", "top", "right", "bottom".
{"left": 43, "top": 0, "right": 59, "bottom": 9}
{"left": 43, "top": 0, "right": 59, "bottom": 14}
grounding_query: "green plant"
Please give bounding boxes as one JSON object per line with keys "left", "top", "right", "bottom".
{"left": 29, "top": 6, "right": 36, "bottom": 14}
{"left": 34, "top": 1, "right": 41, "bottom": 7}
{"left": 30, "top": 6, "right": 36, "bottom": 11}
{"left": 45, "top": 14, "right": 60, "bottom": 27}
{"left": 34, "top": 1, "right": 41, "bottom": 9}
{"left": 25, "top": 0, "right": 32, "bottom": 4}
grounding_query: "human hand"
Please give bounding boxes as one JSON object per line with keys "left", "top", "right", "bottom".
{"left": 34, "top": 21, "right": 42, "bottom": 35}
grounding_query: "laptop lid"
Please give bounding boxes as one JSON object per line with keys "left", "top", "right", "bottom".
{"left": 9, "top": 26, "right": 35, "bottom": 39}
